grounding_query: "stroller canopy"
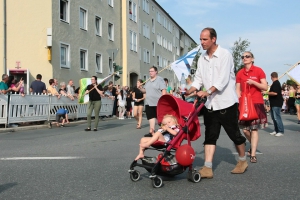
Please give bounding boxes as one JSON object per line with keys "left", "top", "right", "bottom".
{"left": 157, "top": 95, "right": 201, "bottom": 141}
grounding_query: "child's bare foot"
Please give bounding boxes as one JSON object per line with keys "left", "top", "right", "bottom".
{"left": 134, "top": 153, "right": 144, "bottom": 161}
{"left": 140, "top": 143, "right": 150, "bottom": 148}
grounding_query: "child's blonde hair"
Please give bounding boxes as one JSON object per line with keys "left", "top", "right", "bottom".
{"left": 161, "top": 114, "right": 179, "bottom": 127}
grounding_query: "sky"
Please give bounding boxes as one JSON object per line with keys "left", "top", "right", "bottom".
{"left": 156, "top": 0, "right": 300, "bottom": 84}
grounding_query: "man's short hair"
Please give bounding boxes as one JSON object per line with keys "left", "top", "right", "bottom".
{"left": 36, "top": 74, "right": 42, "bottom": 79}
{"left": 109, "top": 81, "right": 113, "bottom": 85}
{"left": 164, "top": 78, "right": 169, "bottom": 83}
{"left": 202, "top": 27, "right": 217, "bottom": 39}
{"left": 150, "top": 66, "right": 158, "bottom": 72}
{"left": 2, "top": 74, "right": 8, "bottom": 80}
{"left": 271, "top": 72, "right": 278, "bottom": 78}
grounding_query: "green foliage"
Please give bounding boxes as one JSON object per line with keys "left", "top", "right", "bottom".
{"left": 188, "top": 43, "right": 201, "bottom": 69}
{"left": 231, "top": 37, "right": 250, "bottom": 73}
{"left": 286, "top": 79, "right": 296, "bottom": 86}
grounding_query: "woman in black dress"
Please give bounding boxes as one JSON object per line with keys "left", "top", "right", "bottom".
{"left": 126, "top": 89, "right": 133, "bottom": 119}
{"left": 132, "top": 79, "right": 146, "bottom": 129}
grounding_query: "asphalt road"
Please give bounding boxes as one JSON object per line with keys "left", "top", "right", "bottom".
{"left": 0, "top": 113, "right": 299, "bottom": 200}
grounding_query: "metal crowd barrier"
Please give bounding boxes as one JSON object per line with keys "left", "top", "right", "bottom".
{"left": 0, "top": 94, "right": 114, "bottom": 126}
{"left": 0, "top": 95, "right": 8, "bottom": 125}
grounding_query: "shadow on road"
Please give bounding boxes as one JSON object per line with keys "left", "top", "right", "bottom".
{"left": 195, "top": 145, "right": 237, "bottom": 170}
{"left": 0, "top": 182, "right": 18, "bottom": 194}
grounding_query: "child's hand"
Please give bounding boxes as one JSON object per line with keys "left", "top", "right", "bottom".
{"left": 161, "top": 124, "right": 168, "bottom": 131}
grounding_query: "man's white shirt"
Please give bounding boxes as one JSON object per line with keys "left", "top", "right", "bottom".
{"left": 191, "top": 45, "right": 238, "bottom": 111}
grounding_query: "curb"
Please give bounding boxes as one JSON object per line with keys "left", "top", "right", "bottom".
{"left": 0, "top": 117, "right": 118, "bottom": 134}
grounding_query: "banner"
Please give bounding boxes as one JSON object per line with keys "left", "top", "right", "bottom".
{"left": 170, "top": 45, "right": 201, "bottom": 80}
{"left": 78, "top": 74, "right": 114, "bottom": 104}
{"left": 287, "top": 64, "right": 300, "bottom": 84}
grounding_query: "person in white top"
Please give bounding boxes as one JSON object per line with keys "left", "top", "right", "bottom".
{"left": 186, "top": 27, "right": 248, "bottom": 178}
{"left": 118, "top": 89, "right": 126, "bottom": 119}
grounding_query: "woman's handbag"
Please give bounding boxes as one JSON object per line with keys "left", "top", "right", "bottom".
{"left": 239, "top": 84, "right": 258, "bottom": 121}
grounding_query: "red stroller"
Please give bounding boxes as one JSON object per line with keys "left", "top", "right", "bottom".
{"left": 129, "top": 95, "right": 206, "bottom": 188}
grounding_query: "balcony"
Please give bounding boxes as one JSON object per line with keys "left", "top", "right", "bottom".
{"left": 180, "top": 40, "right": 184, "bottom": 49}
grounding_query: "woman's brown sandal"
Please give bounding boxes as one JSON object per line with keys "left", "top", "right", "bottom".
{"left": 250, "top": 156, "right": 257, "bottom": 163}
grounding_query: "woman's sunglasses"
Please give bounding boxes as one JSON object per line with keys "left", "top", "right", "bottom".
{"left": 241, "top": 55, "right": 252, "bottom": 59}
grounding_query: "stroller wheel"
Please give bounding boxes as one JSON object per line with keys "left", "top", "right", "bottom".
{"left": 187, "top": 170, "right": 201, "bottom": 183}
{"left": 152, "top": 176, "right": 163, "bottom": 188}
{"left": 130, "top": 170, "right": 140, "bottom": 182}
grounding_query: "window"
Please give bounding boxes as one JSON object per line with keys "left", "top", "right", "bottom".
{"left": 175, "top": 28, "right": 179, "bottom": 39}
{"left": 60, "top": 43, "right": 70, "bottom": 68}
{"left": 80, "top": 49, "right": 88, "bottom": 70}
{"left": 96, "top": 54, "right": 102, "bottom": 73}
{"left": 95, "top": 16, "right": 102, "bottom": 36}
{"left": 108, "top": 0, "right": 114, "bottom": 7}
{"left": 79, "top": 8, "right": 87, "bottom": 30}
{"left": 168, "top": 41, "right": 172, "bottom": 52}
{"left": 130, "top": 30, "right": 137, "bottom": 52}
{"left": 142, "top": 0, "right": 149, "bottom": 14}
{"left": 129, "top": 1, "right": 137, "bottom": 22}
{"left": 143, "top": 74, "right": 148, "bottom": 82}
{"left": 108, "top": 23, "right": 114, "bottom": 41}
{"left": 143, "top": 48, "right": 150, "bottom": 64}
{"left": 163, "top": 37, "right": 167, "bottom": 49}
{"left": 152, "top": 18, "right": 155, "bottom": 33}
{"left": 60, "top": 0, "right": 69, "bottom": 22}
{"left": 156, "top": 12, "right": 161, "bottom": 24}
{"left": 157, "top": 55, "right": 162, "bottom": 67}
{"left": 143, "top": 23, "right": 150, "bottom": 39}
{"left": 157, "top": 33, "right": 162, "bottom": 46}
{"left": 152, "top": 41, "right": 155, "bottom": 56}
{"left": 169, "top": 23, "right": 172, "bottom": 33}
{"left": 108, "top": 57, "right": 113, "bottom": 74}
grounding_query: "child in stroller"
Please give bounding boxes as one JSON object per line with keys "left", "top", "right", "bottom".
{"left": 135, "top": 114, "right": 180, "bottom": 161}
{"left": 129, "top": 95, "right": 206, "bottom": 188}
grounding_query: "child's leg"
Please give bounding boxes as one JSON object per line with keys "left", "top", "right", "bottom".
{"left": 135, "top": 137, "right": 151, "bottom": 160}
{"left": 140, "top": 132, "right": 165, "bottom": 148}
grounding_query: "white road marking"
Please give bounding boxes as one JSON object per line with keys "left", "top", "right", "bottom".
{"left": 0, "top": 157, "right": 84, "bottom": 160}
{"left": 232, "top": 152, "right": 263, "bottom": 155}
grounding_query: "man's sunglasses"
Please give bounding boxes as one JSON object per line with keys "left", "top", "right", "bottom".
{"left": 241, "top": 55, "right": 252, "bottom": 59}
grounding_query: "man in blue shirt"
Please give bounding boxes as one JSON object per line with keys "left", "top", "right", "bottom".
{"left": 48, "top": 108, "right": 69, "bottom": 128}
{"left": 30, "top": 74, "right": 46, "bottom": 94}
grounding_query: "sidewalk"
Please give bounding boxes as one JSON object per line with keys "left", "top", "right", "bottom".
{"left": 0, "top": 116, "right": 118, "bottom": 134}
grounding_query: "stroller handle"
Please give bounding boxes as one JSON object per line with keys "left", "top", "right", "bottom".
{"left": 196, "top": 96, "right": 207, "bottom": 104}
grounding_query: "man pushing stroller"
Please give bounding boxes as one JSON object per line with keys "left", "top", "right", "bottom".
{"left": 186, "top": 27, "right": 248, "bottom": 178}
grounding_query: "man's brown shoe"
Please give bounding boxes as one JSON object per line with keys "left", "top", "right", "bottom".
{"left": 199, "top": 166, "right": 213, "bottom": 178}
{"left": 231, "top": 160, "right": 248, "bottom": 174}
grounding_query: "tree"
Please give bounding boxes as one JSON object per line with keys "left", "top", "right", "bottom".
{"left": 286, "top": 79, "right": 296, "bottom": 86}
{"left": 188, "top": 43, "right": 201, "bottom": 70}
{"left": 231, "top": 37, "right": 250, "bottom": 73}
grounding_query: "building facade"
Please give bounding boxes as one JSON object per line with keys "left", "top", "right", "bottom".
{"left": 1, "top": 0, "right": 196, "bottom": 91}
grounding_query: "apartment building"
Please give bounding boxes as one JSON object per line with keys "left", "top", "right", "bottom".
{"left": 1, "top": 0, "right": 196, "bottom": 91}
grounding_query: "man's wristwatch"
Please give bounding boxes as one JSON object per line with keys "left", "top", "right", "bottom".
{"left": 207, "top": 89, "right": 212, "bottom": 95}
